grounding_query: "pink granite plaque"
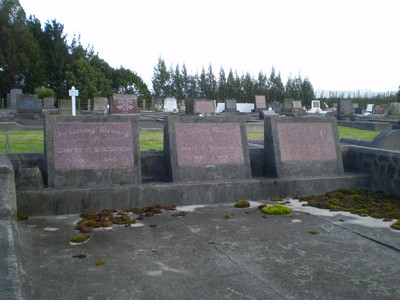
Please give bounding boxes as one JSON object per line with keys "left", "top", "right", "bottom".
{"left": 277, "top": 123, "right": 337, "bottom": 162}
{"left": 194, "top": 100, "right": 215, "bottom": 114}
{"left": 112, "top": 94, "right": 138, "bottom": 114}
{"left": 175, "top": 123, "right": 244, "bottom": 166}
{"left": 53, "top": 122, "right": 134, "bottom": 170}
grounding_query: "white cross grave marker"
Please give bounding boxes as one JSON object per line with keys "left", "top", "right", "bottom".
{"left": 68, "top": 86, "right": 79, "bottom": 116}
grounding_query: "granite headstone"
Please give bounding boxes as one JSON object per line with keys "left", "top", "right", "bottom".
{"left": 185, "top": 99, "right": 215, "bottom": 115}
{"left": 8, "top": 88, "right": 22, "bottom": 109}
{"left": 16, "top": 94, "right": 42, "bottom": 113}
{"left": 43, "top": 98, "right": 55, "bottom": 109}
{"left": 111, "top": 94, "right": 138, "bottom": 114}
{"left": 164, "top": 115, "right": 251, "bottom": 182}
{"left": 264, "top": 116, "right": 344, "bottom": 177}
{"left": 45, "top": 114, "right": 141, "bottom": 188}
{"left": 223, "top": 99, "right": 238, "bottom": 112}
{"left": 58, "top": 99, "right": 72, "bottom": 115}
{"left": 254, "top": 95, "right": 267, "bottom": 110}
{"left": 93, "top": 97, "right": 109, "bottom": 112}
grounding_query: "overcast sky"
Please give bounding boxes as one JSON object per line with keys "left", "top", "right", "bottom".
{"left": 19, "top": 0, "right": 399, "bottom": 93}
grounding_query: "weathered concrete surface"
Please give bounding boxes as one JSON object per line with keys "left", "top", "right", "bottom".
{"left": 17, "top": 201, "right": 400, "bottom": 300}
{"left": 0, "top": 155, "right": 31, "bottom": 300}
{"left": 16, "top": 173, "right": 369, "bottom": 216}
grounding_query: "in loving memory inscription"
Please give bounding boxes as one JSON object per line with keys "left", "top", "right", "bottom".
{"left": 53, "top": 122, "right": 134, "bottom": 170}
{"left": 175, "top": 123, "right": 244, "bottom": 166}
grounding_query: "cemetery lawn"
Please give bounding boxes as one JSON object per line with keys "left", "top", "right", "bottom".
{"left": 0, "top": 126, "right": 382, "bottom": 153}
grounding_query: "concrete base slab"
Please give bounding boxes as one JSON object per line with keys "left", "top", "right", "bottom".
{"left": 16, "top": 200, "right": 400, "bottom": 300}
{"left": 17, "top": 173, "right": 370, "bottom": 216}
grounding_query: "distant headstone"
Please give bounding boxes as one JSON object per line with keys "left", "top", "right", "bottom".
{"left": 337, "top": 99, "right": 353, "bottom": 119}
{"left": 43, "top": 98, "right": 55, "bottom": 109}
{"left": 8, "top": 88, "right": 22, "bottom": 109}
{"left": 283, "top": 98, "right": 294, "bottom": 111}
{"left": 354, "top": 107, "right": 363, "bottom": 114}
{"left": 308, "top": 100, "right": 321, "bottom": 113}
{"left": 223, "top": 99, "right": 238, "bottom": 112}
{"left": 372, "top": 105, "right": 387, "bottom": 115}
{"left": 365, "top": 104, "right": 374, "bottom": 114}
{"left": 164, "top": 115, "right": 252, "bottom": 182}
{"left": 185, "top": 99, "right": 215, "bottom": 115}
{"left": 271, "top": 101, "right": 284, "bottom": 113}
{"left": 58, "top": 99, "right": 72, "bottom": 115}
{"left": 389, "top": 102, "right": 400, "bottom": 115}
{"left": 236, "top": 103, "right": 254, "bottom": 113}
{"left": 254, "top": 95, "right": 267, "bottom": 110}
{"left": 353, "top": 103, "right": 359, "bottom": 109}
{"left": 264, "top": 116, "right": 344, "bottom": 177}
{"left": 164, "top": 97, "right": 178, "bottom": 112}
{"left": 111, "top": 94, "right": 138, "bottom": 114}
{"left": 93, "top": 97, "right": 109, "bottom": 112}
{"left": 45, "top": 114, "right": 141, "bottom": 188}
{"left": 16, "top": 94, "right": 42, "bottom": 113}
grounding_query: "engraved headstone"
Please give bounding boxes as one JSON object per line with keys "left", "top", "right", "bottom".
{"left": 58, "top": 99, "right": 72, "bottom": 115}
{"left": 264, "top": 116, "right": 344, "bottom": 177}
{"left": 16, "top": 94, "right": 42, "bottom": 113}
{"left": 372, "top": 105, "right": 387, "bottom": 115}
{"left": 283, "top": 98, "right": 294, "bottom": 111}
{"left": 185, "top": 99, "right": 215, "bottom": 115}
{"left": 389, "top": 102, "right": 400, "bottom": 115}
{"left": 223, "top": 99, "right": 238, "bottom": 112}
{"left": 164, "top": 115, "right": 251, "bottom": 182}
{"left": 254, "top": 95, "right": 267, "bottom": 110}
{"left": 164, "top": 97, "right": 177, "bottom": 112}
{"left": 43, "top": 98, "right": 55, "bottom": 109}
{"left": 8, "top": 88, "right": 22, "bottom": 109}
{"left": 111, "top": 94, "right": 138, "bottom": 114}
{"left": 93, "top": 97, "right": 109, "bottom": 112}
{"left": 338, "top": 99, "right": 353, "bottom": 115}
{"left": 45, "top": 114, "right": 141, "bottom": 188}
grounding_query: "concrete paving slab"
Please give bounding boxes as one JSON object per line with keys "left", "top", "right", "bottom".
{"left": 16, "top": 200, "right": 400, "bottom": 300}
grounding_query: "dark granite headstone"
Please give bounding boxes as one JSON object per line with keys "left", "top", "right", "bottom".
{"left": 45, "top": 114, "right": 141, "bottom": 188}
{"left": 185, "top": 99, "right": 215, "bottom": 115}
{"left": 271, "top": 101, "right": 283, "bottom": 113}
{"left": 164, "top": 115, "right": 251, "bottom": 182}
{"left": 111, "top": 94, "right": 138, "bottom": 114}
{"left": 338, "top": 99, "right": 353, "bottom": 115}
{"left": 16, "top": 94, "right": 42, "bottom": 113}
{"left": 264, "top": 116, "right": 344, "bottom": 177}
{"left": 354, "top": 107, "right": 363, "bottom": 114}
{"left": 223, "top": 99, "right": 238, "bottom": 112}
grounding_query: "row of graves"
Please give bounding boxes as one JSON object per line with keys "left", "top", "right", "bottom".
{"left": 4, "top": 88, "right": 139, "bottom": 117}
{"left": 16, "top": 103, "right": 371, "bottom": 215}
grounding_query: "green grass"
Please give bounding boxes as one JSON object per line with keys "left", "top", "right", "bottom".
{"left": 0, "top": 126, "right": 382, "bottom": 153}
{"left": 337, "top": 126, "right": 381, "bottom": 140}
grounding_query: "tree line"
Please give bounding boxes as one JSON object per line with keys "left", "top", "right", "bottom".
{"left": 0, "top": 0, "right": 151, "bottom": 107}
{"left": 152, "top": 57, "right": 315, "bottom": 106}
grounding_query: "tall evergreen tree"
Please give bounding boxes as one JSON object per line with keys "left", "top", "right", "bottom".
{"left": 0, "top": 0, "right": 38, "bottom": 95}
{"left": 241, "top": 72, "right": 255, "bottom": 102}
{"left": 151, "top": 57, "right": 169, "bottom": 98}
{"left": 205, "top": 64, "right": 217, "bottom": 99}
{"left": 218, "top": 67, "right": 228, "bottom": 101}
